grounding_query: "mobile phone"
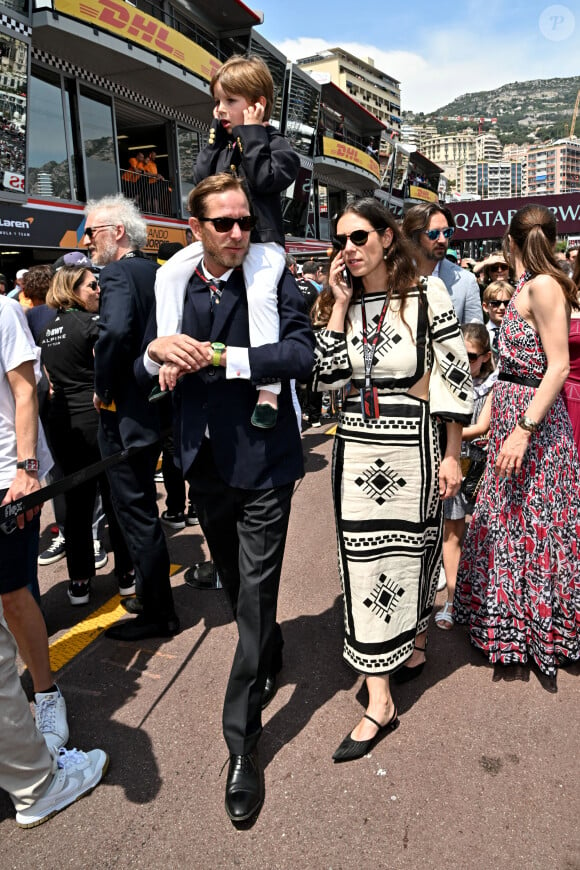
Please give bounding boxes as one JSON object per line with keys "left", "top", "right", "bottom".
{"left": 342, "top": 265, "right": 351, "bottom": 287}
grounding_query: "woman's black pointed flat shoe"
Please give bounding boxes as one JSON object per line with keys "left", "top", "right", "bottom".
{"left": 332, "top": 709, "right": 399, "bottom": 763}
{"left": 393, "top": 642, "right": 426, "bottom": 684}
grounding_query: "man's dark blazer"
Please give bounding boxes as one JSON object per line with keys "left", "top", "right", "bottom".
{"left": 95, "top": 254, "right": 161, "bottom": 447}
{"left": 136, "top": 266, "right": 315, "bottom": 490}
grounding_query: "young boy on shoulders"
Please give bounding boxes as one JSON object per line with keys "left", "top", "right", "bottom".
{"left": 156, "top": 55, "right": 300, "bottom": 428}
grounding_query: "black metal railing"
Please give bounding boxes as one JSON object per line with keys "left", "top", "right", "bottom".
{"left": 121, "top": 169, "right": 173, "bottom": 217}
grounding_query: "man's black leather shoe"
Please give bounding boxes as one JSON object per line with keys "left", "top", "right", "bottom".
{"left": 225, "top": 751, "right": 264, "bottom": 822}
{"left": 105, "top": 615, "right": 180, "bottom": 641}
{"left": 261, "top": 648, "right": 283, "bottom": 709}
{"left": 261, "top": 673, "right": 277, "bottom": 710}
{"left": 122, "top": 597, "right": 144, "bottom": 615}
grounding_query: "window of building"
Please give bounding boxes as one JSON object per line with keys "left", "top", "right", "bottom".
{"left": 177, "top": 126, "right": 200, "bottom": 217}
{"left": 78, "top": 88, "right": 118, "bottom": 200}
{"left": 28, "top": 68, "right": 75, "bottom": 200}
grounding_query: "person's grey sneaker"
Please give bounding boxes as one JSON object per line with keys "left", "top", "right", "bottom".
{"left": 186, "top": 504, "right": 200, "bottom": 526}
{"left": 38, "top": 532, "right": 66, "bottom": 566}
{"left": 34, "top": 687, "right": 69, "bottom": 752}
{"left": 118, "top": 570, "right": 136, "bottom": 597}
{"left": 15, "top": 747, "right": 109, "bottom": 828}
{"left": 160, "top": 510, "right": 186, "bottom": 530}
{"left": 93, "top": 540, "right": 108, "bottom": 570}
{"left": 67, "top": 580, "right": 90, "bottom": 606}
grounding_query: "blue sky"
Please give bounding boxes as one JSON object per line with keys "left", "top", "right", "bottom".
{"left": 251, "top": 0, "right": 580, "bottom": 112}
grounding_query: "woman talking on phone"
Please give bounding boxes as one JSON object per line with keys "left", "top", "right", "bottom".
{"left": 312, "top": 198, "right": 472, "bottom": 762}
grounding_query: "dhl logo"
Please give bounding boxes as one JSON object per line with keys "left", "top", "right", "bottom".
{"left": 60, "top": 0, "right": 222, "bottom": 80}
{"left": 79, "top": 0, "right": 185, "bottom": 61}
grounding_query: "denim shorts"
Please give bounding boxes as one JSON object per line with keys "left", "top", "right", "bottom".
{"left": 0, "top": 488, "right": 40, "bottom": 594}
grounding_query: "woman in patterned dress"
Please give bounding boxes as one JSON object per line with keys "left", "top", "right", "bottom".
{"left": 312, "top": 199, "right": 473, "bottom": 762}
{"left": 561, "top": 254, "right": 580, "bottom": 449}
{"left": 454, "top": 204, "right": 580, "bottom": 689}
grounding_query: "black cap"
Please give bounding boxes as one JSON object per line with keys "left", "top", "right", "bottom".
{"left": 157, "top": 242, "right": 184, "bottom": 264}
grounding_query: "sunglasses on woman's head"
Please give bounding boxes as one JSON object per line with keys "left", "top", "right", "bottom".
{"left": 198, "top": 215, "right": 256, "bottom": 233}
{"left": 332, "top": 227, "right": 386, "bottom": 249}
{"left": 423, "top": 227, "right": 455, "bottom": 241}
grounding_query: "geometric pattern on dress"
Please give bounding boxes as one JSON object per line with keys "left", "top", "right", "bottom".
{"left": 438, "top": 352, "right": 471, "bottom": 402}
{"left": 350, "top": 318, "right": 402, "bottom": 362}
{"left": 363, "top": 573, "right": 405, "bottom": 624}
{"left": 354, "top": 458, "right": 406, "bottom": 505}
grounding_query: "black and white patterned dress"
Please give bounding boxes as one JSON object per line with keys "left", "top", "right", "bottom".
{"left": 313, "top": 277, "right": 473, "bottom": 674}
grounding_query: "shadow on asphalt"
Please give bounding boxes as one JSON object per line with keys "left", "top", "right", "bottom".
{"left": 260, "top": 596, "right": 358, "bottom": 769}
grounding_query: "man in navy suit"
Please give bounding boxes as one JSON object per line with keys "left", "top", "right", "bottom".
{"left": 137, "top": 174, "right": 314, "bottom": 823}
{"left": 86, "top": 194, "right": 178, "bottom": 641}
{"left": 403, "top": 203, "right": 483, "bottom": 324}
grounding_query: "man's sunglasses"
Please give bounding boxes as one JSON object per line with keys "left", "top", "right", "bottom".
{"left": 487, "top": 298, "right": 510, "bottom": 308}
{"left": 198, "top": 216, "right": 256, "bottom": 233}
{"left": 332, "top": 228, "right": 385, "bottom": 249}
{"left": 84, "top": 225, "right": 116, "bottom": 239}
{"left": 423, "top": 227, "right": 455, "bottom": 241}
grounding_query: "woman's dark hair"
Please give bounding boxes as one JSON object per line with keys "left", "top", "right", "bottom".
{"left": 313, "top": 198, "right": 418, "bottom": 327}
{"left": 573, "top": 251, "right": 580, "bottom": 292}
{"left": 461, "top": 322, "right": 495, "bottom": 378}
{"left": 503, "top": 204, "right": 578, "bottom": 309}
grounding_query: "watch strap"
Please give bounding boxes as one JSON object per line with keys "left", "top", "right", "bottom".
{"left": 16, "top": 458, "right": 39, "bottom": 472}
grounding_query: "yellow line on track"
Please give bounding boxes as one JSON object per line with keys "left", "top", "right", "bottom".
{"left": 48, "top": 562, "right": 183, "bottom": 673}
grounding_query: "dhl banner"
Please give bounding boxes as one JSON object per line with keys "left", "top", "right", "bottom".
{"left": 55, "top": 0, "right": 221, "bottom": 82}
{"left": 408, "top": 184, "right": 439, "bottom": 204}
{"left": 322, "top": 137, "right": 380, "bottom": 180}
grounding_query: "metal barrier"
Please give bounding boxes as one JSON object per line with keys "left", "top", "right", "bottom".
{"left": 120, "top": 169, "right": 173, "bottom": 217}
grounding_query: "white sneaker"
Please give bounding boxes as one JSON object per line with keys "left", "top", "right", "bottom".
{"left": 34, "top": 687, "right": 69, "bottom": 751}
{"left": 16, "top": 747, "right": 109, "bottom": 828}
{"left": 437, "top": 566, "right": 447, "bottom": 592}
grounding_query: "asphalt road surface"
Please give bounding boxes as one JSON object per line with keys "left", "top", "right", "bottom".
{"left": 1, "top": 425, "right": 578, "bottom": 869}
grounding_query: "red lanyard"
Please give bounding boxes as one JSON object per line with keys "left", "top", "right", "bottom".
{"left": 360, "top": 292, "right": 389, "bottom": 386}
{"left": 194, "top": 266, "right": 224, "bottom": 309}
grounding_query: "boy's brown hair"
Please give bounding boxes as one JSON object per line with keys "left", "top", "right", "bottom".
{"left": 482, "top": 280, "right": 513, "bottom": 304}
{"left": 210, "top": 55, "right": 274, "bottom": 121}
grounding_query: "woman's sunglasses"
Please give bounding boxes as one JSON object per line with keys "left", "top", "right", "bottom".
{"left": 198, "top": 216, "right": 256, "bottom": 233}
{"left": 467, "top": 351, "right": 487, "bottom": 361}
{"left": 87, "top": 280, "right": 99, "bottom": 291}
{"left": 423, "top": 227, "right": 455, "bottom": 241}
{"left": 332, "top": 228, "right": 385, "bottom": 249}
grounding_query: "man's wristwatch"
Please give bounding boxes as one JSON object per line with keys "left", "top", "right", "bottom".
{"left": 211, "top": 342, "right": 226, "bottom": 367}
{"left": 16, "top": 458, "right": 39, "bottom": 472}
{"left": 517, "top": 415, "right": 539, "bottom": 433}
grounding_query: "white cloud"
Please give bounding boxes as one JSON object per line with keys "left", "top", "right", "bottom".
{"left": 278, "top": 34, "right": 580, "bottom": 114}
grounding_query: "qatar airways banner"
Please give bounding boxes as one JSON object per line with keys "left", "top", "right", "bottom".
{"left": 447, "top": 193, "right": 580, "bottom": 240}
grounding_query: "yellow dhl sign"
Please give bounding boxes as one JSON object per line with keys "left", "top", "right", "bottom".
{"left": 55, "top": 0, "right": 221, "bottom": 82}
{"left": 322, "top": 137, "right": 380, "bottom": 179}
{"left": 408, "top": 184, "right": 439, "bottom": 204}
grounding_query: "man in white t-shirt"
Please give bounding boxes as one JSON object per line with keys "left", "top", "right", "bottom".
{"left": 0, "top": 296, "right": 69, "bottom": 752}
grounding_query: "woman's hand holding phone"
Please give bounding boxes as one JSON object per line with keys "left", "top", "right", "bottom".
{"left": 329, "top": 253, "right": 353, "bottom": 308}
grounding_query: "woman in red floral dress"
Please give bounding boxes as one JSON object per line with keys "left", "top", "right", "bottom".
{"left": 454, "top": 204, "right": 580, "bottom": 689}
